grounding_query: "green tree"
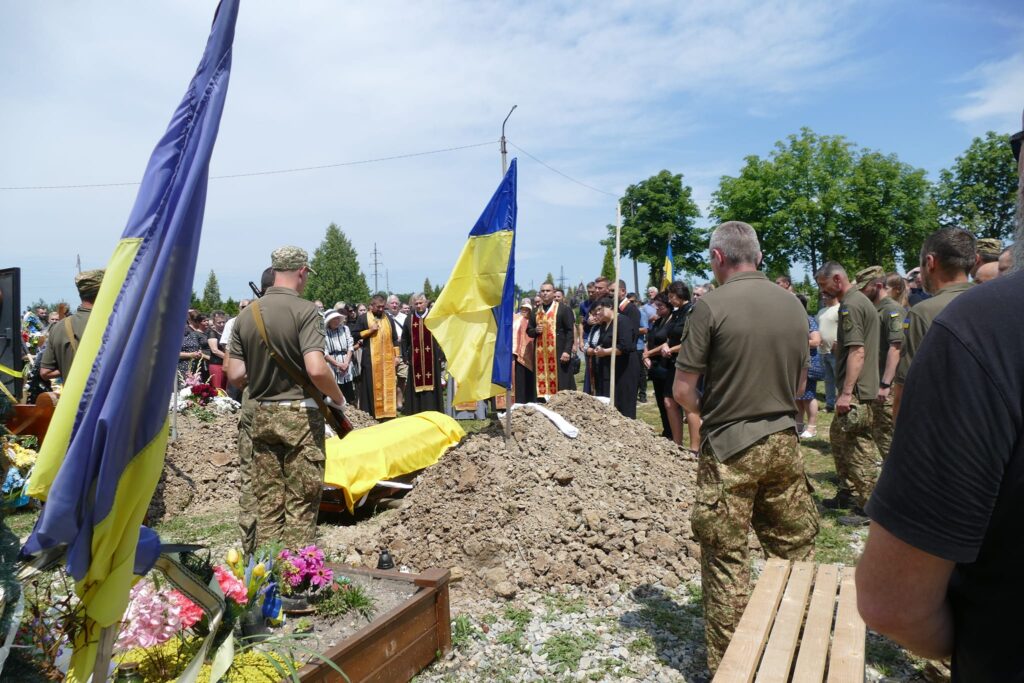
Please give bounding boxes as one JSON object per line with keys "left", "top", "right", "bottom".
{"left": 201, "top": 270, "right": 221, "bottom": 311}
{"left": 543, "top": 272, "right": 555, "bottom": 285}
{"left": 422, "top": 277, "right": 433, "bottom": 299}
{"left": 614, "top": 170, "right": 704, "bottom": 282}
{"left": 304, "top": 223, "right": 371, "bottom": 306}
{"left": 712, "top": 128, "right": 934, "bottom": 274}
{"left": 600, "top": 240, "right": 616, "bottom": 281}
{"left": 845, "top": 151, "right": 936, "bottom": 270}
{"left": 934, "top": 131, "right": 1018, "bottom": 239}
{"left": 223, "top": 297, "right": 240, "bottom": 316}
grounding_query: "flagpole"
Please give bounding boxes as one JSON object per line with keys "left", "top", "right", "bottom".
{"left": 501, "top": 105, "right": 516, "bottom": 441}
{"left": 610, "top": 203, "right": 622, "bottom": 403}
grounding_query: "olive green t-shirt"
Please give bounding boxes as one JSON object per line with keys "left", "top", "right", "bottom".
{"left": 675, "top": 271, "right": 809, "bottom": 462}
{"left": 228, "top": 287, "right": 326, "bottom": 401}
{"left": 894, "top": 281, "right": 972, "bottom": 385}
{"left": 39, "top": 306, "right": 91, "bottom": 378}
{"left": 875, "top": 296, "right": 905, "bottom": 378}
{"left": 835, "top": 288, "right": 880, "bottom": 400}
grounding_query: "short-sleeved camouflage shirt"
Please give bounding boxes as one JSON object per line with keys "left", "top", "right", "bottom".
{"left": 676, "top": 271, "right": 809, "bottom": 462}
{"left": 835, "top": 288, "right": 880, "bottom": 400}
{"left": 875, "top": 296, "right": 905, "bottom": 378}
{"left": 894, "top": 282, "right": 972, "bottom": 385}
{"left": 39, "top": 306, "right": 91, "bottom": 378}
{"left": 229, "top": 287, "right": 326, "bottom": 401}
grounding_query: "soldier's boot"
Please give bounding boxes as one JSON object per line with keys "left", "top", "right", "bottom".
{"left": 821, "top": 488, "right": 854, "bottom": 510}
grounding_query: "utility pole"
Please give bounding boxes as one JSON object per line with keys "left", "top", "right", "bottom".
{"left": 370, "top": 243, "right": 383, "bottom": 294}
{"left": 385, "top": 269, "right": 390, "bottom": 295}
{"left": 76, "top": 254, "right": 82, "bottom": 274}
{"left": 558, "top": 266, "right": 566, "bottom": 292}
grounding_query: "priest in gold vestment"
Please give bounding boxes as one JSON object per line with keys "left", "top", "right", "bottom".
{"left": 351, "top": 294, "right": 399, "bottom": 419}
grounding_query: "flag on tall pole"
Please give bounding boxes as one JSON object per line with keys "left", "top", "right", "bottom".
{"left": 21, "top": 1, "right": 238, "bottom": 678}
{"left": 661, "top": 242, "right": 674, "bottom": 290}
{"left": 425, "top": 160, "right": 517, "bottom": 403}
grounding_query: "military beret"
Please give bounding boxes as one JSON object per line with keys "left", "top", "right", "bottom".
{"left": 74, "top": 269, "right": 105, "bottom": 297}
{"left": 271, "top": 246, "right": 317, "bottom": 274}
{"left": 854, "top": 265, "right": 884, "bottom": 290}
{"left": 976, "top": 238, "right": 1003, "bottom": 259}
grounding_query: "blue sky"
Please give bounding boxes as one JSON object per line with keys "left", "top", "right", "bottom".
{"left": 1, "top": 0, "right": 1021, "bottom": 306}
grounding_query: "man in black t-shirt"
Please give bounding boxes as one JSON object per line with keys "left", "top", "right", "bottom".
{"left": 856, "top": 270, "right": 1024, "bottom": 681}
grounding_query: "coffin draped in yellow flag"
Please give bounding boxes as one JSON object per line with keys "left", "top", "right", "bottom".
{"left": 425, "top": 160, "right": 517, "bottom": 404}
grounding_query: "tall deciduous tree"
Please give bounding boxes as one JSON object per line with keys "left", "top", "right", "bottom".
{"left": 304, "top": 223, "right": 371, "bottom": 306}
{"left": 614, "top": 170, "right": 704, "bottom": 282}
{"left": 201, "top": 270, "right": 221, "bottom": 311}
{"left": 934, "top": 131, "right": 1018, "bottom": 239}
{"left": 712, "top": 128, "right": 935, "bottom": 274}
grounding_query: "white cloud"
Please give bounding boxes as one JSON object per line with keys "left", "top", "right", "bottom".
{"left": 952, "top": 52, "right": 1024, "bottom": 131}
{"left": 0, "top": 0, "right": 862, "bottom": 302}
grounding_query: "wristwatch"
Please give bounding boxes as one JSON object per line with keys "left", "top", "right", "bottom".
{"left": 879, "top": 381, "right": 891, "bottom": 389}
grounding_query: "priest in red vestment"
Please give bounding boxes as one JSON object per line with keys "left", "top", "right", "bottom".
{"left": 401, "top": 293, "right": 445, "bottom": 414}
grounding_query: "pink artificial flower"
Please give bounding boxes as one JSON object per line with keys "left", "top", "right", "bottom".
{"left": 309, "top": 565, "right": 333, "bottom": 589}
{"left": 214, "top": 565, "right": 248, "bottom": 605}
{"left": 298, "top": 545, "right": 324, "bottom": 564}
{"left": 172, "top": 591, "right": 204, "bottom": 629}
{"left": 115, "top": 579, "right": 184, "bottom": 651}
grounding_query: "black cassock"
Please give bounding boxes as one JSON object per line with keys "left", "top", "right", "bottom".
{"left": 401, "top": 313, "right": 444, "bottom": 414}
{"left": 593, "top": 312, "right": 640, "bottom": 418}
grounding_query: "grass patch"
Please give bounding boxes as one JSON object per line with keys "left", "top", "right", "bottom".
{"left": 542, "top": 593, "right": 587, "bottom": 620}
{"left": 627, "top": 632, "right": 656, "bottom": 655}
{"left": 3, "top": 506, "right": 40, "bottom": 539}
{"left": 153, "top": 512, "right": 238, "bottom": 546}
{"left": 312, "top": 582, "right": 375, "bottom": 620}
{"left": 815, "top": 517, "right": 861, "bottom": 565}
{"left": 496, "top": 606, "right": 532, "bottom": 652}
{"left": 636, "top": 596, "right": 702, "bottom": 642}
{"left": 451, "top": 614, "right": 482, "bottom": 650}
{"left": 540, "top": 631, "right": 600, "bottom": 674}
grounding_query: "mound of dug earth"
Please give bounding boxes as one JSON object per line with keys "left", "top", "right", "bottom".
{"left": 147, "top": 404, "right": 378, "bottom": 522}
{"left": 357, "top": 392, "right": 700, "bottom": 597}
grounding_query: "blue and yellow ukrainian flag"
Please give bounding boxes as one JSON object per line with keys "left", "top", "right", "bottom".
{"left": 22, "top": 1, "right": 238, "bottom": 678}
{"left": 661, "top": 243, "right": 674, "bottom": 290}
{"left": 425, "top": 160, "right": 517, "bottom": 403}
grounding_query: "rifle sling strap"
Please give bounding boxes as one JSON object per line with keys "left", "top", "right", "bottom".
{"left": 250, "top": 301, "right": 339, "bottom": 432}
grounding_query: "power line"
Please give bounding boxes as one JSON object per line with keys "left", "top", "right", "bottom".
{"left": 507, "top": 141, "right": 618, "bottom": 198}
{"left": 0, "top": 140, "right": 496, "bottom": 191}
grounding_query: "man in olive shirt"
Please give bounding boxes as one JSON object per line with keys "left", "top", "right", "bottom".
{"left": 892, "top": 228, "right": 975, "bottom": 422}
{"left": 39, "top": 269, "right": 105, "bottom": 382}
{"left": 859, "top": 265, "right": 904, "bottom": 460}
{"left": 228, "top": 246, "right": 345, "bottom": 549}
{"left": 674, "top": 221, "right": 818, "bottom": 673}
{"left": 815, "top": 261, "right": 880, "bottom": 516}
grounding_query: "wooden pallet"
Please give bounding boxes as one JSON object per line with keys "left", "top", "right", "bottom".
{"left": 714, "top": 559, "right": 865, "bottom": 683}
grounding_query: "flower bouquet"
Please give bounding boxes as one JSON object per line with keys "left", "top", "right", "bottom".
{"left": 275, "top": 545, "right": 334, "bottom": 613}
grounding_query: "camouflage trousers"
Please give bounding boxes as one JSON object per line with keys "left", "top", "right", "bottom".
{"left": 691, "top": 430, "right": 819, "bottom": 673}
{"left": 871, "top": 394, "right": 894, "bottom": 461}
{"left": 237, "top": 392, "right": 257, "bottom": 554}
{"left": 250, "top": 405, "right": 325, "bottom": 550}
{"left": 830, "top": 397, "right": 880, "bottom": 508}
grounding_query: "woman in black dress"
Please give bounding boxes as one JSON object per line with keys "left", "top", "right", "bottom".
{"left": 643, "top": 294, "right": 676, "bottom": 439}
{"left": 585, "top": 296, "right": 640, "bottom": 418}
{"left": 644, "top": 283, "right": 699, "bottom": 450}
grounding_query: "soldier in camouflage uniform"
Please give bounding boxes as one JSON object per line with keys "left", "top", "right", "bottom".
{"left": 816, "top": 262, "right": 881, "bottom": 519}
{"left": 674, "top": 222, "right": 819, "bottom": 673}
{"left": 228, "top": 268, "right": 275, "bottom": 554}
{"left": 857, "top": 265, "right": 904, "bottom": 460}
{"left": 228, "top": 247, "right": 346, "bottom": 550}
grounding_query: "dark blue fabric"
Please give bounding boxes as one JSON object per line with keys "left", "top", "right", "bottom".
{"left": 22, "top": 0, "right": 238, "bottom": 580}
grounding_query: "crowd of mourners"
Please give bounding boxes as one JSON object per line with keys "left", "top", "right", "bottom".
{"left": 12, "top": 132, "right": 1023, "bottom": 681}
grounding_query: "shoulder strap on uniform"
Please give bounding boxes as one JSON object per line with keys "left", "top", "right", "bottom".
{"left": 64, "top": 317, "right": 78, "bottom": 353}
{"left": 250, "top": 301, "right": 349, "bottom": 435}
